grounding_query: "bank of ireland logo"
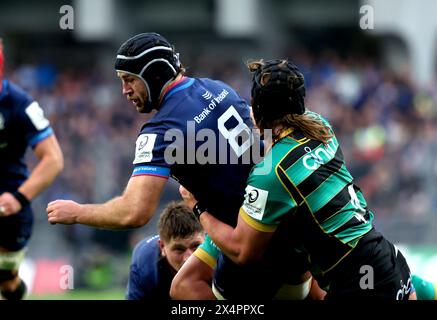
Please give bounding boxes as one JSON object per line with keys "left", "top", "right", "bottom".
{"left": 202, "top": 90, "right": 213, "bottom": 100}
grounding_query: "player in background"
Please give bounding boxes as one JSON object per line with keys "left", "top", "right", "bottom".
{"left": 180, "top": 59, "right": 417, "bottom": 300}
{"left": 126, "top": 201, "right": 204, "bottom": 300}
{"left": 0, "top": 38, "right": 64, "bottom": 300}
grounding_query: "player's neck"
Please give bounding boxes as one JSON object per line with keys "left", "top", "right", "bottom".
{"left": 273, "top": 126, "right": 294, "bottom": 144}
{"left": 159, "top": 74, "right": 184, "bottom": 101}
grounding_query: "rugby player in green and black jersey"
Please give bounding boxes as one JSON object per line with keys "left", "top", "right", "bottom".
{"left": 180, "top": 58, "right": 417, "bottom": 300}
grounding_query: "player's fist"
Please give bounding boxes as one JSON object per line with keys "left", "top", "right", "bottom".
{"left": 46, "top": 199, "right": 82, "bottom": 225}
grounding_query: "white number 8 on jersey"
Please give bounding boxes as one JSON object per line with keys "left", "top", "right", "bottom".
{"left": 217, "top": 106, "right": 253, "bottom": 158}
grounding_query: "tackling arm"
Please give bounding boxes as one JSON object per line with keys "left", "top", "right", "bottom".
{"left": 199, "top": 212, "right": 274, "bottom": 265}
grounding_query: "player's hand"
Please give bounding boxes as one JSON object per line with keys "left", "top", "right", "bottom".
{"left": 0, "top": 192, "right": 22, "bottom": 217}
{"left": 179, "top": 185, "right": 197, "bottom": 210}
{"left": 46, "top": 199, "right": 82, "bottom": 225}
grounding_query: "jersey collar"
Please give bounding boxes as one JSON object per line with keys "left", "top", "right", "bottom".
{"left": 160, "top": 76, "right": 194, "bottom": 104}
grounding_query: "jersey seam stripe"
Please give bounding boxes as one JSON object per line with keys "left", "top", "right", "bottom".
{"left": 275, "top": 167, "right": 299, "bottom": 206}
{"left": 314, "top": 184, "right": 351, "bottom": 223}
{"left": 329, "top": 209, "right": 371, "bottom": 235}
{"left": 297, "top": 153, "right": 344, "bottom": 198}
{"left": 274, "top": 137, "right": 309, "bottom": 205}
{"left": 162, "top": 78, "right": 195, "bottom": 102}
{"left": 305, "top": 163, "right": 348, "bottom": 213}
{"left": 320, "top": 244, "right": 356, "bottom": 274}
{"left": 280, "top": 139, "right": 322, "bottom": 170}
{"left": 333, "top": 223, "right": 373, "bottom": 245}
{"left": 28, "top": 127, "right": 53, "bottom": 147}
{"left": 277, "top": 166, "right": 307, "bottom": 208}
{"left": 239, "top": 208, "right": 277, "bottom": 232}
{"left": 193, "top": 247, "right": 217, "bottom": 269}
{"left": 284, "top": 137, "right": 340, "bottom": 185}
{"left": 319, "top": 200, "right": 352, "bottom": 230}
{"left": 131, "top": 173, "right": 169, "bottom": 179}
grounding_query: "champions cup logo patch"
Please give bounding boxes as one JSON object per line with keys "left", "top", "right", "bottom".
{"left": 242, "top": 185, "right": 269, "bottom": 220}
{"left": 133, "top": 134, "right": 157, "bottom": 164}
{"left": 25, "top": 102, "right": 50, "bottom": 130}
{"left": 248, "top": 189, "right": 259, "bottom": 203}
{"left": 138, "top": 136, "right": 149, "bottom": 151}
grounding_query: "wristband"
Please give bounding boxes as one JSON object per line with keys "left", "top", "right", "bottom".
{"left": 12, "top": 191, "right": 30, "bottom": 208}
{"left": 192, "top": 202, "right": 207, "bottom": 220}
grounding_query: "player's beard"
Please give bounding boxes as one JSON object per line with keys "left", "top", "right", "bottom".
{"left": 136, "top": 99, "right": 150, "bottom": 113}
{"left": 131, "top": 94, "right": 148, "bottom": 113}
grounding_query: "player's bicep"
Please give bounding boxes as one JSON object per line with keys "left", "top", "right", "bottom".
{"left": 234, "top": 212, "right": 275, "bottom": 264}
{"left": 19, "top": 101, "right": 53, "bottom": 146}
{"left": 194, "top": 234, "right": 220, "bottom": 269}
{"left": 32, "top": 134, "right": 63, "bottom": 162}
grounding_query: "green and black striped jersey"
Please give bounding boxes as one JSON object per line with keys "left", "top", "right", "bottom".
{"left": 240, "top": 111, "right": 374, "bottom": 275}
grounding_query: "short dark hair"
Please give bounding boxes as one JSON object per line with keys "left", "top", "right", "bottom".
{"left": 158, "top": 201, "right": 203, "bottom": 243}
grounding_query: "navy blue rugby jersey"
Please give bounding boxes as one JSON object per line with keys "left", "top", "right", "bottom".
{"left": 132, "top": 76, "right": 262, "bottom": 226}
{"left": 126, "top": 235, "right": 175, "bottom": 300}
{"left": 0, "top": 80, "right": 54, "bottom": 191}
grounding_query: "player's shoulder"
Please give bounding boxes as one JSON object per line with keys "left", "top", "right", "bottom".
{"left": 248, "top": 136, "right": 305, "bottom": 188}
{"left": 197, "top": 77, "right": 239, "bottom": 96}
{"left": 132, "top": 235, "right": 160, "bottom": 262}
{"left": 305, "top": 109, "right": 333, "bottom": 129}
{"left": 248, "top": 153, "right": 279, "bottom": 188}
{"left": 3, "top": 80, "right": 34, "bottom": 108}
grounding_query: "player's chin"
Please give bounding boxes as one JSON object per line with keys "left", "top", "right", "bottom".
{"left": 137, "top": 106, "right": 147, "bottom": 113}
{"left": 137, "top": 104, "right": 151, "bottom": 114}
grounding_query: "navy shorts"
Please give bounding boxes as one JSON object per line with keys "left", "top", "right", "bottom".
{"left": 0, "top": 204, "right": 33, "bottom": 252}
{"left": 324, "top": 230, "right": 414, "bottom": 300}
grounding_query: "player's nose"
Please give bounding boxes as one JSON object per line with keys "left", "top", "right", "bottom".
{"left": 183, "top": 249, "right": 194, "bottom": 262}
{"left": 122, "top": 84, "right": 133, "bottom": 95}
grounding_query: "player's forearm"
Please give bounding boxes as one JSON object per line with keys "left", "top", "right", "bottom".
{"left": 19, "top": 152, "right": 63, "bottom": 200}
{"left": 199, "top": 212, "right": 243, "bottom": 264}
{"left": 77, "top": 196, "right": 148, "bottom": 230}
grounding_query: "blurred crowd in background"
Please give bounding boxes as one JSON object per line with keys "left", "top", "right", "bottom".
{"left": 7, "top": 46, "right": 437, "bottom": 290}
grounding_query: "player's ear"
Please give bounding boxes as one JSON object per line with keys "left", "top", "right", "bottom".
{"left": 158, "top": 239, "right": 166, "bottom": 256}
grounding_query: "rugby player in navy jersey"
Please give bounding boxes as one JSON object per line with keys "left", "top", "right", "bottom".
{"left": 47, "top": 33, "right": 312, "bottom": 300}
{"left": 0, "top": 38, "right": 64, "bottom": 299}
{"left": 126, "top": 201, "right": 204, "bottom": 300}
